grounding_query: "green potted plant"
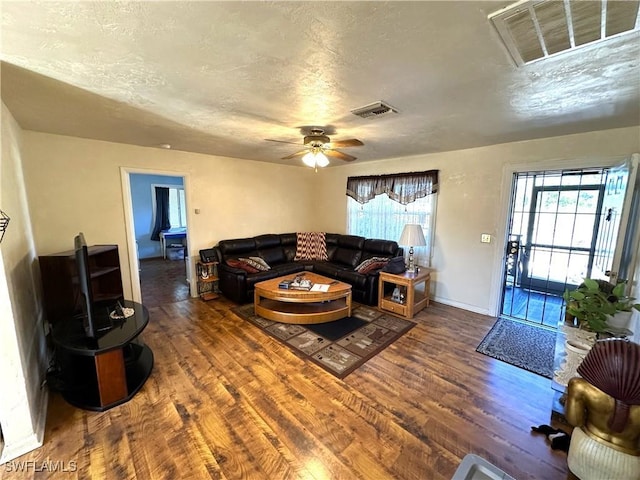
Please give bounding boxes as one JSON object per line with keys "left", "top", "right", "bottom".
{"left": 563, "top": 278, "right": 640, "bottom": 333}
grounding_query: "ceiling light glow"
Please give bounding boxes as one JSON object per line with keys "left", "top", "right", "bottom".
{"left": 302, "top": 150, "right": 329, "bottom": 169}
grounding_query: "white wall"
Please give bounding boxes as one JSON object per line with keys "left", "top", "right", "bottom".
{"left": 314, "top": 126, "right": 640, "bottom": 315}
{"left": 0, "top": 103, "right": 48, "bottom": 463}
{"left": 21, "top": 132, "right": 318, "bottom": 299}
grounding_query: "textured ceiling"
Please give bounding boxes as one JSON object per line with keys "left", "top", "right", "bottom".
{"left": 1, "top": 1, "right": 639, "bottom": 167}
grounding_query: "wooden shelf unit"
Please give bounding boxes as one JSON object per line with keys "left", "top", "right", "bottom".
{"left": 39, "top": 244, "right": 124, "bottom": 326}
{"left": 196, "top": 261, "right": 219, "bottom": 301}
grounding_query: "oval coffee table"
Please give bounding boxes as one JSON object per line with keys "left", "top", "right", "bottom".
{"left": 254, "top": 272, "right": 352, "bottom": 324}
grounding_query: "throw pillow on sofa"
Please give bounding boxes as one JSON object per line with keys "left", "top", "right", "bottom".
{"left": 240, "top": 256, "right": 270, "bottom": 271}
{"left": 226, "top": 258, "right": 260, "bottom": 273}
{"left": 355, "top": 257, "right": 390, "bottom": 274}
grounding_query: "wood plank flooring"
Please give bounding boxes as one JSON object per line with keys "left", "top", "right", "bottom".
{"left": 1, "top": 297, "right": 574, "bottom": 479}
{"left": 139, "top": 257, "right": 190, "bottom": 308}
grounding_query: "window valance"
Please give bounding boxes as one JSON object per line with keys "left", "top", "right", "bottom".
{"left": 346, "top": 170, "right": 439, "bottom": 205}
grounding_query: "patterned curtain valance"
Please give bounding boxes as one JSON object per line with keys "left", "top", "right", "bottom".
{"left": 346, "top": 170, "right": 439, "bottom": 205}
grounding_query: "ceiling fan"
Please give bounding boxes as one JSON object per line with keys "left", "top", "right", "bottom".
{"left": 266, "top": 128, "right": 364, "bottom": 167}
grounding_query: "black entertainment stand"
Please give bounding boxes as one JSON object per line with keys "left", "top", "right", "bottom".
{"left": 51, "top": 300, "right": 154, "bottom": 411}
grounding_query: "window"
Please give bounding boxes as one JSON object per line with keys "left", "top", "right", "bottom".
{"left": 168, "top": 187, "right": 187, "bottom": 228}
{"left": 151, "top": 184, "right": 186, "bottom": 233}
{"left": 346, "top": 171, "right": 438, "bottom": 267}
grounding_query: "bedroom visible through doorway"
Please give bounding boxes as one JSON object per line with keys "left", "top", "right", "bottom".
{"left": 129, "top": 173, "right": 190, "bottom": 307}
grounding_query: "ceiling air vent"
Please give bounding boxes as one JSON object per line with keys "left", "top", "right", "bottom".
{"left": 351, "top": 101, "right": 399, "bottom": 119}
{"left": 489, "top": 0, "right": 640, "bottom": 66}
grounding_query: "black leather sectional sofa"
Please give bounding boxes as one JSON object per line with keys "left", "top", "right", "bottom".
{"left": 209, "top": 233, "right": 402, "bottom": 305}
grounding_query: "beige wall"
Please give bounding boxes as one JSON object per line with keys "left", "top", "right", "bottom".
{"left": 17, "top": 126, "right": 640, "bottom": 314}
{"left": 22, "top": 132, "right": 318, "bottom": 299}
{"left": 0, "top": 103, "right": 47, "bottom": 462}
{"left": 315, "top": 126, "right": 640, "bottom": 314}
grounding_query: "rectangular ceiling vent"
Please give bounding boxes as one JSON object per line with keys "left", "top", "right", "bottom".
{"left": 489, "top": 0, "right": 640, "bottom": 66}
{"left": 351, "top": 101, "right": 399, "bottom": 119}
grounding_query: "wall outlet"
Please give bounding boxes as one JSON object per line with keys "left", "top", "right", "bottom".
{"left": 481, "top": 234, "right": 491, "bottom": 243}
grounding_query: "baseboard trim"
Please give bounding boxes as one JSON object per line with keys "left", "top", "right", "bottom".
{"left": 432, "top": 296, "right": 491, "bottom": 316}
{"left": 0, "top": 388, "right": 48, "bottom": 465}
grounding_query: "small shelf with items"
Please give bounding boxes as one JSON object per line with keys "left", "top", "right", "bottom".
{"left": 196, "top": 261, "right": 219, "bottom": 301}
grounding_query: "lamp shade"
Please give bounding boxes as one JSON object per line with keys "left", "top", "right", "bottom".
{"left": 398, "top": 224, "right": 426, "bottom": 247}
{"left": 302, "top": 151, "right": 329, "bottom": 168}
{"left": 315, "top": 152, "right": 329, "bottom": 167}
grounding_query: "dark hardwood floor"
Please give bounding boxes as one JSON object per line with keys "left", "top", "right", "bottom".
{"left": 139, "top": 256, "right": 190, "bottom": 308}
{"left": 2, "top": 271, "right": 575, "bottom": 479}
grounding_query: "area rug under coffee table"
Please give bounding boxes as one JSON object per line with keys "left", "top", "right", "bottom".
{"left": 476, "top": 317, "right": 555, "bottom": 378}
{"left": 232, "top": 303, "right": 415, "bottom": 379}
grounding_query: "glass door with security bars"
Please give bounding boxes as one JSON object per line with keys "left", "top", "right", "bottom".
{"left": 501, "top": 166, "right": 632, "bottom": 327}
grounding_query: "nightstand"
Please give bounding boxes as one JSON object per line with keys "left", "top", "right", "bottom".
{"left": 378, "top": 267, "right": 431, "bottom": 319}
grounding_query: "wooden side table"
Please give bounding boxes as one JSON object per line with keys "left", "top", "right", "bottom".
{"left": 378, "top": 267, "right": 431, "bottom": 319}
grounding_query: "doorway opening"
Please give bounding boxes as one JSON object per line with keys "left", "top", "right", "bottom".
{"left": 122, "top": 169, "right": 193, "bottom": 307}
{"left": 501, "top": 166, "right": 629, "bottom": 327}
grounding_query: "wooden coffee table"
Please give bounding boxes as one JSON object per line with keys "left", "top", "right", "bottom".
{"left": 254, "top": 272, "right": 352, "bottom": 324}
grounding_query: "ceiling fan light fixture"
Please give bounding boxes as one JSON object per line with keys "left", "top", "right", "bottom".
{"left": 302, "top": 152, "right": 316, "bottom": 167}
{"left": 315, "top": 152, "right": 329, "bottom": 167}
{"left": 302, "top": 150, "right": 329, "bottom": 168}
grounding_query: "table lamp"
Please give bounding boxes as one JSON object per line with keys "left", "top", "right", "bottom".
{"left": 399, "top": 224, "right": 426, "bottom": 273}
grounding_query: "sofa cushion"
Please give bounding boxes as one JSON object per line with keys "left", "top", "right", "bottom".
{"left": 363, "top": 239, "right": 399, "bottom": 256}
{"left": 313, "top": 261, "right": 348, "bottom": 278}
{"left": 271, "top": 263, "right": 306, "bottom": 276}
{"left": 240, "top": 257, "right": 270, "bottom": 271}
{"left": 324, "top": 233, "right": 339, "bottom": 260}
{"left": 355, "top": 257, "right": 390, "bottom": 274}
{"left": 333, "top": 247, "right": 362, "bottom": 268}
{"left": 336, "top": 270, "right": 369, "bottom": 289}
{"left": 219, "top": 238, "right": 257, "bottom": 256}
{"left": 294, "top": 232, "right": 329, "bottom": 261}
{"left": 254, "top": 234, "right": 281, "bottom": 250}
{"left": 259, "top": 247, "right": 286, "bottom": 265}
{"left": 245, "top": 270, "right": 282, "bottom": 287}
{"left": 280, "top": 233, "right": 298, "bottom": 262}
{"left": 226, "top": 258, "right": 259, "bottom": 273}
{"left": 337, "top": 234, "right": 365, "bottom": 250}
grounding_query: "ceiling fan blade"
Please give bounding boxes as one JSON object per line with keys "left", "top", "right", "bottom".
{"left": 281, "top": 149, "right": 309, "bottom": 160}
{"left": 265, "top": 138, "right": 301, "bottom": 145}
{"left": 327, "top": 139, "right": 364, "bottom": 148}
{"left": 325, "top": 149, "right": 357, "bottom": 162}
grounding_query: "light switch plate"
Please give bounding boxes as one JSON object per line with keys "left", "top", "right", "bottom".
{"left": 481, "top": 234, "right": 491, "bottom": 243}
